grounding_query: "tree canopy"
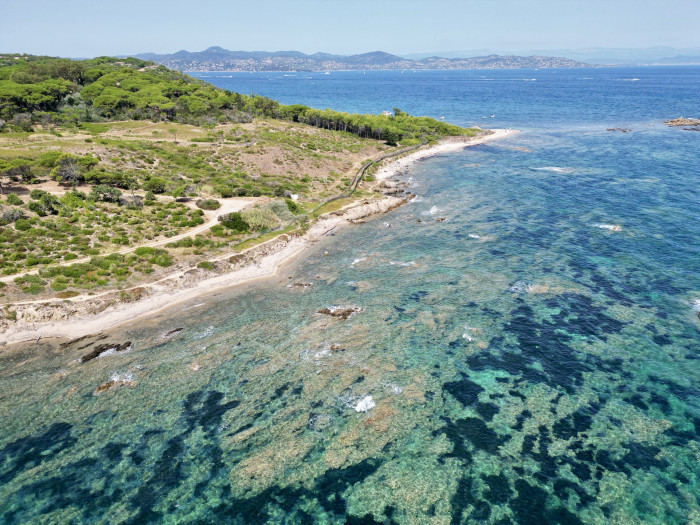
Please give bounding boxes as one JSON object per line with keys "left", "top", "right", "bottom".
{"left": 0, "top": 54, "right": 474, "bottom": 144}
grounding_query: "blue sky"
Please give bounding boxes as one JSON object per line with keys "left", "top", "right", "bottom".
{"left": 1, "top": 0, "right": 698, "bottom": 57}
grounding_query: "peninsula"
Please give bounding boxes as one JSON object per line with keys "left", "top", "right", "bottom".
{"left": 0, "top": 54, "right": 513, "bottom": 342}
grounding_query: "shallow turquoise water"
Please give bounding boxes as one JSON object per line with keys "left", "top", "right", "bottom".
{"left": 1, "top": 71, "right": 699, "bottom": 523}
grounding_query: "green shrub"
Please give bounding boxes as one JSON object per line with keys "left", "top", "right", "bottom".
{"left": 285, "top": 198, "right": 299, "bottom": 213}
{"left": 209, "top": 224, "right": 228, "bottom": 237}
{"left": 38, "top": 151, "right": 62, "bottom": 167}
{"left": 5, "top": 193, "right": 22, "bottom": 205}
{"left": 61, "top": 263, "right": 91, "bottom": 279}
{"left": 51, "top": 277, "right": 69, "bottom": 291}
{"left": 143, "top": 177, "right": 167, "bottom": 194}
{"left": 28, "top": 201, "right": 47, "bottom": 216}
{"left": 197, "top": 261, "right": 215, "bottom": 270}
{"left": 29, "top": 189, "right": 48, "bottom": 200}
{"left": 167, "top": 237, "right": 194, "bottom": 248}
{"left": 134, "top": 247, "right": 156, "bottom": 257}
{"left": 218, "top": 212, "right": 248, "bottom": 232}
{"left": 196, "top": 199, "right": 221, "bottom": 210}
{"left": 149, "top": 250, "right": 172, "bottom": 267}
{"left": 216, "top": 185, "right": 234, "bottom": 198}
{"left": 24, "top": 283, "right": 45, "bottom": 294}
{"left": 14, "top": 219, "right": 31, "bottom": 231}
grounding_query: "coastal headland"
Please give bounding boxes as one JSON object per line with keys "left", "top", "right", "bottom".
{"left": 0, "top": 130, "right": 515, "bottom": 345}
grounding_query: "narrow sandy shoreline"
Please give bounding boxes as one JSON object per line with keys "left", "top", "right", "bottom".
{"left": 374, "top": 128, "right": 515, "bottom": 180}
{"left": 0, "top": 129, "right": 516, "bottom": 345}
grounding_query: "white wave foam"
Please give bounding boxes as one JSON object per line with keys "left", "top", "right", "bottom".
{"left": 351, "top": 257, "right": 367, "bottom": 266}
{"left": 97, "top": 344, "right": 133, "bottom": 359}
{"left": 183, "top": 303, "right": 205, "bottom": 310}
{"left": 110, "top": 372, "right": 135, "bottom": 383}
{"left": 194, "top": 326, "right": 215, "bottom": 339}
{"left": 595, "top": 224, "right": 623, "bottom": 231}
{"left": 389, "top": 261, "right": 416, "bottom": 267}
{"left": 355, "top": 396, "right": 376, "bottom": 412}
{"left": 468, "top": 234, "right": 481, "bottom": 239}
{"left": 691, "top": 299, "right": 700, "bottom": 312}
{"left": 530, "top": 166, "right": 573, "bottom": 173}
{"left": 509, "top": 281, "right": 531, "bottom": 293}
{"left": 429, "top": 205, "right": 440, "bottom": 215}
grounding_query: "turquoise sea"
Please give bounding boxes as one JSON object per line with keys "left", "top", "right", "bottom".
{"left": 1, "top": 68, "right": 699, "bottom": 524}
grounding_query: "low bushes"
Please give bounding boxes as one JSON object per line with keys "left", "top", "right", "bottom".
{"left": 196, "top": 198, "right": 221, "bottom": 210}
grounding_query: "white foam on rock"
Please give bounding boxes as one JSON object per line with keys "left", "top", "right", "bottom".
{"left": 355, "top": 396, "right": 376, "bottom": 413}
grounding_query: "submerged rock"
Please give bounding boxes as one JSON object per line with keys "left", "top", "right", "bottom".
{"left": 81, "top": 341, "right": 132, "bottom": 363}
{"left": 162, "top": 327, "right": 184, "bottom": 339}
{"left": 94, "top": 373, "right": 136, "bottom": 395}
{"left": 287, "top": 282, "right": 313, "bottom": 290}
{"left": 59, "top": 333, "right": 105, "bottom": 350}
{"left": 317, "top": 306, "right": 363, "bottom": 320}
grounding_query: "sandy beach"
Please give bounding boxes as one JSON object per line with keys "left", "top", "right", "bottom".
{"left": 0, "top": 129, "right": 516, "bottom": 345}
{"left": 374, "top": 128, "right": 516, "bottom": 180}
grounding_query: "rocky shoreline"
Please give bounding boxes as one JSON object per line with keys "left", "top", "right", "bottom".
{"left": 0, "top": 195, "right": 410, "bottom": 345}
{"left": 0, "top": 130, "right": 516, "bottom": 346}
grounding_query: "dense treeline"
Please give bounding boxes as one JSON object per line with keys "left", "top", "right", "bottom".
{"left": 0, "top": 54, "right": 473, "bottom": 143}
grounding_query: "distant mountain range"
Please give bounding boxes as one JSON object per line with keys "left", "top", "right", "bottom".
{"left": 133, "top": 46, "right": 592, "bottom": 72}
{"left": 404, "top": 47, "right": 700, "bottom": 65}
{"left": 653, "top": 55, "right": 700, "bottom": 65}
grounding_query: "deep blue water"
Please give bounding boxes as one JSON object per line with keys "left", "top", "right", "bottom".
{"left": 192, "top": 67, "right": 700, "bottom": 130}
{"left": 1, "top": 68, "right": 699, "bottom": 523}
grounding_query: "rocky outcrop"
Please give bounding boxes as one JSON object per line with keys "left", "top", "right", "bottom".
{"left": 81, "top": 341, "right": 132, "bottom": 363}
{"left": 665, "top": 118, "right": 700, "bottom": 126}
{"left": 162, "top": 328, "right": 184, "bottom": 339}
{"left": 317, "top": 306, "right": 363, "bottom": 320}
{"left": 665, "top": 118, "right": 700, "bottom": 131}
{"left": 94, "top": 373, "right": 136, "bottom": 395}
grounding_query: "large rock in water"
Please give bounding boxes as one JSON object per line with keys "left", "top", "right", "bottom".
{"left": 317, "top": 306, "right": 363, "bottom": 320}
{"left": 81, "top": 341, "right": 132, "bottom": 363}
{"left": 665, "top": 117, "right": 700, "bottom": 127}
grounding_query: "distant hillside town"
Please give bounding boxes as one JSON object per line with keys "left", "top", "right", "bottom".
{"left": 134, "top": 47, "right": 593, "bottom": 72}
